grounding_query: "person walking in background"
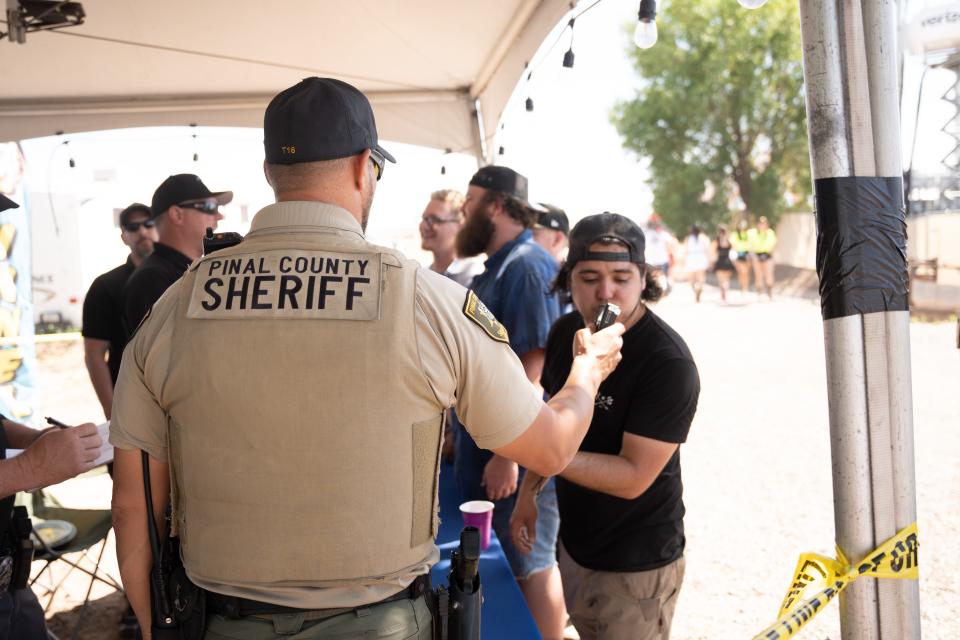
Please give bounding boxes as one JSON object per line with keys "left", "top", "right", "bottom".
{"left": 82, "top": 203, "right": 157, "bottom": 420}
{"left": 712, "top": 224, "right": 735, "bottom": 302}
{"left": 683, "top": 224, "right": 710, "bottom": 303}
{"left": 418, "top": 189, "right": 483, "bottom": 287}
{"left": 730, "top": 218, "right": 752, "bottom": 296}
{"left": 748, "top": 216, "right": 777, "bottom": 299}
{"left": 643, "top": 213, "right": 676, "bottom": 294}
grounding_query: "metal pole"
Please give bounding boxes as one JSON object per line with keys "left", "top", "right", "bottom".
{"left": 861, "top": 2, "right": 921, "bottom": 637}
{"left": 798, "top": 3, "right": 878, "bottom": 637}
{"left": 799, "top": 1, "right": 920, "bottom": 638}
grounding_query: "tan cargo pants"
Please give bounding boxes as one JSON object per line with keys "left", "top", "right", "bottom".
{"left": 558, "top": 543, "right": 685, "bottom": 640}
{"left": 203, "top": 593, "right": 433, "bottom": 639}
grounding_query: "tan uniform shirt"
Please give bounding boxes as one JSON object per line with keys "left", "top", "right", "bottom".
{"left": 110, "top": 202, "right": 543, "bottom": 609}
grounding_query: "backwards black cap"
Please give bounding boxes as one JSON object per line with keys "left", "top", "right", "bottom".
{"left": 264, "top": 77, "right": 396, "bottom": 166}
{"left": 567, "top": 212, "right": 646, "bottom": 266}
{"left": 469, "top": 165, "right": 529, "bottom": 205}
{"left": 0, "top": 194, "right": 19, "bottom": 213}
{"left": 534, "top": 203, "right": 569, "bottom": 235}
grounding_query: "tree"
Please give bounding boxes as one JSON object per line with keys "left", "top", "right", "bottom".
{"left": 612, "top": 0, "right": 810, "bottom": 234}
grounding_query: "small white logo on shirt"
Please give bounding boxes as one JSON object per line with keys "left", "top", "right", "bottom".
{"left": 595, "top": 394, "right": 614, "bottom": 411}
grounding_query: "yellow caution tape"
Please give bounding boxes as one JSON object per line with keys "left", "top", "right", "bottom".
{"left": 752, "top": 522, "right": 919, "bottom": 640}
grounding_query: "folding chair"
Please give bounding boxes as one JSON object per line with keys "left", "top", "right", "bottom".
{"left": 20, "top": 479, "right": 123, "bottom": 639}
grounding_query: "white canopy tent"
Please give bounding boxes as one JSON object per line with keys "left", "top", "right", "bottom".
{"left": 0, "top": 0, "right": 576, "bottom": 160}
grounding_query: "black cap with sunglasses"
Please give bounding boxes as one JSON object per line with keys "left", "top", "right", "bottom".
{"left": 119, "top": 203, "right": 153, "bottom": 230}
{"left": 151, "top": 174, "right": 233, "bottom": 218}
{"left": 263, "top": 77, "right": 396, "bottom": 179}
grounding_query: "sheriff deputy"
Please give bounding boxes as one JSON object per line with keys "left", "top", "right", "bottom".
{"left": 109, "top": 77, "right": 624, "bottom": 639}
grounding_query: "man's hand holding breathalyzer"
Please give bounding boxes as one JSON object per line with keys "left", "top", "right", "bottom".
{"left": 573, "top": 321, "right": 625, "bottom": 386}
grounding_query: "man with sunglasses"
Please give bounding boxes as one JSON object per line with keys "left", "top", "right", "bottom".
{"left": 121, "top": 173, "right": 231, "bottom": 336}
{"left": 419, "top": 189, "right": 483, "bottom": 287}
{"left": 109, "top": 77, "right": 625, "bottom": 640}
{"left": 81, "top": 203, "right": 158, "bottom": 420}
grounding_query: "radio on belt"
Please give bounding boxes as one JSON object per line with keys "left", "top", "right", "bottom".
{"left": 595, "top": 302, "right": 620, "bottom": 331}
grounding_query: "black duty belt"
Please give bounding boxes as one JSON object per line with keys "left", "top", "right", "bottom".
{"left": 207, "top": 573, "right": 431, "bottom": 620}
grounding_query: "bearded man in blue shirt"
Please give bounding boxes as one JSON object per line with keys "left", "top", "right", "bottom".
{"left": 453, "top": 165, "right": 565, "bottom": 638}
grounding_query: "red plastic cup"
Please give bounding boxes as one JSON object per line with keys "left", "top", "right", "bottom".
{"left": 459, "top": 500, "right": 495, "bottom": 550}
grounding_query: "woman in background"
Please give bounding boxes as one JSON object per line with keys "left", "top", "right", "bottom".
{"left": 683, "top": 224, "right": 710, "bottom": 303}
{"left": 749, "top": 216, "right": 778, "bottom": 299}
{"left": 712, "top": 224, "right": 735, "bottom": 302}
{"left": 730, "top": 218, "right": 752, "bottom": 297}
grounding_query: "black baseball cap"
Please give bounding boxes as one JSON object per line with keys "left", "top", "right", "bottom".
{"left": 567, "top": 213, "right": 646, "bottom": 267}
{"left": 118, "top": 203, "right": 151, "bottom": 226}
{"left": 469, "top": 165, "right": 529, "bottom": 205}
{"left": 264, "top": 77, "right": 396, "bottom": 166}
{"left": 151, "top": 174, "right": 233, "bottom": 217}
{"left": 0, "top": 194, "right": 19, "bottom": 213}
{"left": 534, "top": 203, "right": 569, "bottom": 235}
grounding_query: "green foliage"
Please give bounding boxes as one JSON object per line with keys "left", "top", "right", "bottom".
{"left": 612, "top": 0, "right": 810, "bottom": 233}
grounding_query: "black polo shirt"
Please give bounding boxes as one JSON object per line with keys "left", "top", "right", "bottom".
{"left": 122, "top": 242, "right": 192, "bottom": 338}
{"left": 82, "top": 257, "right": 136, "bottom": 384}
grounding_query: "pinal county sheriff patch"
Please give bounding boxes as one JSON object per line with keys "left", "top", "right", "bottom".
{"left": 463, "top": 291, "right": 509, "bottom": 344}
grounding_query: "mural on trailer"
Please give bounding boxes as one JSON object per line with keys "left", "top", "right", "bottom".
{"left": 0, "top": 142, "right": 38, "bottom": 421}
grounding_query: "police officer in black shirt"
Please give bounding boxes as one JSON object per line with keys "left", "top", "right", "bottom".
{"left": 121, "top": 174, "right": 231, "bottom": 335}
{"left": 511, "top": 213, "right": 700, "bottom": 640}
{"left": 82, "top": 203, "right": 158, "bottom": 419}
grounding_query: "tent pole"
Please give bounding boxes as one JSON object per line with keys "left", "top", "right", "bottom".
{"left": 798, "top": 2, "right": 920, "bottom": 638}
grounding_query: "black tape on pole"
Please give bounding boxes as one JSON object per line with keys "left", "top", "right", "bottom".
{"left": 814, "top": 176, "right": 909, "bottom": 320}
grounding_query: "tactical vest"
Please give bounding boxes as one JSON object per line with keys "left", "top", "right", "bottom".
{"left": 164, "top": 228, "right": 445, "bottom": 588}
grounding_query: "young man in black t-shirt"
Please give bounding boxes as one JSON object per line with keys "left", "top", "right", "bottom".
{"left": 511, "top": 213, "right": 700, "bottom": 640}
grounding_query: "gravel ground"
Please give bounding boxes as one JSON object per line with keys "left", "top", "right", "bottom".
{"left": 27, "top": 284, "right": 959, "bottom": 639}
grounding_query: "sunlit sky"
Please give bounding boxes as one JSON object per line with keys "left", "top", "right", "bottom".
{"left": 14, "top": 0, "right": 957, "bottom": 294}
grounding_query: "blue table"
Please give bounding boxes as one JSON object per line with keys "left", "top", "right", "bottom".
{"left": 431, "top": 462, "right": 541, "bottom": 639}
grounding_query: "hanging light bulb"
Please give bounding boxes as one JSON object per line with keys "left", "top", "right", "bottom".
{"left": 634, "top": 0, "right": 657, "bottom": 49}
{"left": 563, "top": 18, "right": 575, "bottom": 68}
{"left": 737, "top": 0, "right": 767, "bottom": 8}
{"left": 190, "top": 123, "right": 199, "bottom": 162}
{"left": 64, "top": 140, "right": 76, "bottom": 168}
{"left": 440, "top": 148, "right": 451, "bottom": 175}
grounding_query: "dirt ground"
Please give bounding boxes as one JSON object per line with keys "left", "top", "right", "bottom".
{"left": 26, "top": 283, "right": 959, "bottom": 639}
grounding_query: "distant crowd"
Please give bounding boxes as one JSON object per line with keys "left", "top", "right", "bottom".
{"left": 643, "top": 213, "right": 778, "bottom": 303}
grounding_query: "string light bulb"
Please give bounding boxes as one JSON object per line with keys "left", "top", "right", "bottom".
{"left": 562, "top": 18, "right": 575, "bottom": 68}
{"left": 440, "top": 148, "right": 451, "bottom": 175}
{"left": 525, "top": 97, "right": 534, "bottom": 112}
{"left": 190, "top": 123, "right": 199, "bottom": 162}
{"left": 634, "top": 0, "right": 657, "bottom": 49}
{"left": 737, "top": 0, "right": 767, "bottom": 8}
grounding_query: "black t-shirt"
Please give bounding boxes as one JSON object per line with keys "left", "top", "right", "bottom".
{"left": 82, "top": 257, "right": 136, "bottom": 384}
{"left": 542, "top": 308, "right": 700, "bottom": 572}
{"left": 122, "top": 242, "right": 192, "bottom": 339}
